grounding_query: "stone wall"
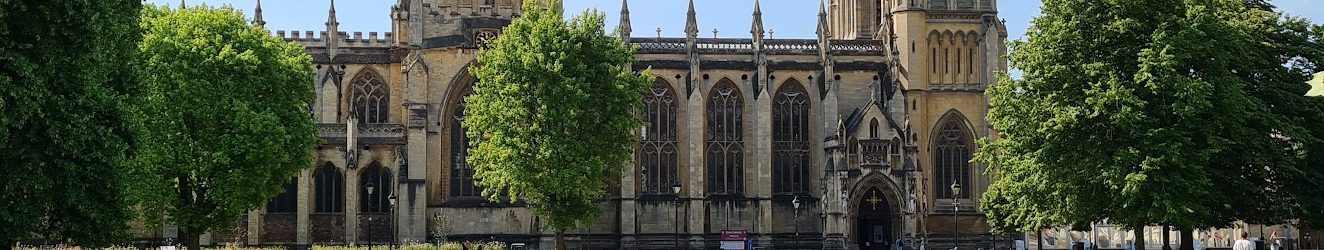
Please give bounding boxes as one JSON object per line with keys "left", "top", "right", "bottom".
{"left": 310, "top": 213, "right": 345, "bottom": 244}
{"left": 262, "top": 213, "right": 297, "bottom": 243}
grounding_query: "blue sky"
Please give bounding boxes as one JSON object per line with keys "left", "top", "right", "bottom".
{"left": 154, "top": 0, "right": 1322, "bottom": 42}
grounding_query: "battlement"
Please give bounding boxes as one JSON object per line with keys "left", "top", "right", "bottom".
{"left": 274, "top": 30, "right": 395, "bottom": 48}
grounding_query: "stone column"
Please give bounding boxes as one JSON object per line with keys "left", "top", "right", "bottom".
{"left": 753, "top": 78, "right": 774, "bottom": 248}
{"left": 345, "top": 163, "right": 360, "bottom": 244}
{"left": 297, "top": 168, "right": 312, "bottom": 245}
{"left": 686, "top": 80, "right": 706, "bottom": 249}
{"left": 621, "top": 146, "right": 638, "bottom": 248}
{"left": 248, "top": 210, "right": 262, "bottom": 245}
{"left": 402, "top": 103, "right": 430, "bottom": 243}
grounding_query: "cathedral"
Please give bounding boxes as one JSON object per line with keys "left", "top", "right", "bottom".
{"left": 134, "top": 0, "right": 1009, "bottom": 249}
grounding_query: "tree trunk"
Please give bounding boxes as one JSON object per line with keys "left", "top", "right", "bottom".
{"left": 1135, "top": 225, "right": 1147, "bottom": 250}
{"left": 555, "top": 230, "right": 567, "bottom": 250}
{"left": 1179, "top": 228, "right": 1194, "bottom": 250}
{"left": 186, "top": 230, "right": 202, "bottom": 250}
{"left": 1164, "top": 225, "right": 1172, "bottom": 250}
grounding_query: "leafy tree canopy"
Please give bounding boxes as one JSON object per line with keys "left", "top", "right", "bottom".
{"left": 0, "top": 0, "right": 142, "bottom": 247}
{"left": 978, "top": 0, "right": 1324, "bottom": 240}
{"left": 127, "top": 4, "right": 318, "bottom": 249}
{"left": 467, "top": 0, "right": 649, "bottom": 247}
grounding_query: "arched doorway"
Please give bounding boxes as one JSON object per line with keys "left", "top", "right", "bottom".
{"left": 857, "top": 186, "right": 893, "bottom": 250}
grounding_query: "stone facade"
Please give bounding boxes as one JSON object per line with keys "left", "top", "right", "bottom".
{"left": 138, "top": 0, "right": 1010, "bottom": 249}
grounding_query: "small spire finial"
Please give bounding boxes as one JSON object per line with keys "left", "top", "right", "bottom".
{"left": 751, "top": 0, "right": 764, "bottom": 39}
{"left": 712, "top": 28, "right": 718, "bottom": 39}
{"left": 684, "top": 0, "right": 698, "bottom": 39}
{"left": 253, "top": 0, "right": 266, "bottom": 27}
{"left": 618, "top": 0, "right": 631, "bottom": 37}
{"left": 656, "top": 27, "right": 662, "bottom": 38}
{"left": 816, "top": 0, "right": 830, "bottom": 39}
{"left": 179, "top": 0, "right": 186, "bottom": 9}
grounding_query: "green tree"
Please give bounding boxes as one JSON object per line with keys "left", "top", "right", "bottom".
{"left": 0, "top": 0, "right": 142, "bottom": 247}
{"left": 977, "top": 0, "right": 1324, "bottom": 249}
{"left": 128, "top": 5, "right": 318, "bottom": 250}
{"left": 466, "top": 0, "right": 649, "bottom": 249}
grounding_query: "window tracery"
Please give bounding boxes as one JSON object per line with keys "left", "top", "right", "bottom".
{"left": 706, "top": 80, "right": 744, "bottom": 195}
{"left": 639, "top": 79, "right": 679, "bottom": 195}
{"left": 773, "top": 80, "right": 810, "bottom": 194}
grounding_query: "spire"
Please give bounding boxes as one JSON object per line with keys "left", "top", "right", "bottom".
{"left": 618, "top": 0, "right": 631, "bottom": 39}
{"left": 816, "top": 0, "right": 830, "bottom": 39}
{"left": 253, "top": 0, "right": 266, "bottom": 27}
{"left": 326, "top": 0, "right": 341, "bottom": 60}
{"left": 750, "top": 0, "right": 763, "bottom": 39}
{"left": 327, "top": 0, "right": 338, "bottom": 26}
{"left": 179, "top": 0, "right": 186, "bottom": 9}
{"left": 684, "top": 0, "right": 698, "bottom": 39}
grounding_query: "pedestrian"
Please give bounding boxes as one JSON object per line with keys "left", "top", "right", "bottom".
{"left": 1235, "top": 232, "right": 1254, "bottom": 250}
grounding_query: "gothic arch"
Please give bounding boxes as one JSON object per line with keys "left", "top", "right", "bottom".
{"left": 705, "top": 78, "right": 745, "bottom": 195}
{"left": 359, "top": 162, "right": 393, "bottom": 213}
{"left": 929, "top": 109, "right": 977, "bottom": 199}
{"left": 347, "top": 68, "right": 390, "bottom": 123}
{"left": 848, "top": 171, "right": 907, "bottom": 246}
{"left": 639, "top": 77, "right": 680, "bottom": 195}
{"left": 445, "top": 68, "right": 480, "bottom": 198}
{"left": 773, "top": 78, "right": 811, "bottom": 195}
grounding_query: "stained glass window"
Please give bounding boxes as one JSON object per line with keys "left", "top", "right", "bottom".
{"left": 773, "top": 80, "right": 811, "bottom": 194}
{"left": 640, "top": 79, "right": 679, "bottom": 195}
{"left": 350, "top": 71, "right": 389, "bottom": 123}
{"left": 934, "top": 118, "right": 972, "bottom": 199}
{"left": 360, "top": 162, "right": 392, "bottom": 213}
{"left": 450, "top": 84, "right": 481, "bottom": 197}
{"left": 706, "top": 80, "right": 744, "bottom": 195}
{"left": 314, "top": 163, "right": 344, "bottom": 213}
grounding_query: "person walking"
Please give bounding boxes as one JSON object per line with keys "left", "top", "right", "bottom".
{"left": 1236, "top": 232, "right": 1256, "bottom": 250}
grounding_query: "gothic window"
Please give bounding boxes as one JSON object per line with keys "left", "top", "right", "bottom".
{"left": 350, "top": 71, "right": 389, "bottom": 123}
{"left": 970, "top": 46, "right": 977, "bottom": 80}
{"left": 639, "top": 79, "right": 679, "bottom": 195}
{"left": 313, "top": 163, "right": 344, "bottom": 213}
{"left": 931, "top": 48, "right": 938, "bottom": 73}
{"left": 870, "top": 118, "right": 880, "bottom": 139}
{"left": 934, "top": 116, "right": 972, "bottom": 199}
{"left": 266, "top": 177, "right": 298, "bottom": 213}
{"left": 359, "top": 162, "right": 392, "bottom": 213}
{"left": 890, "top": 137, "right": 902, "bottom": 164}
{"left": 773, "top": 80, "right": 810, "bottom": 194}
{"left": 706, "top": 79, "right": 744, "bottom": 195}
{"left": 450, "top": 84, "right": 481, "bottom": 197}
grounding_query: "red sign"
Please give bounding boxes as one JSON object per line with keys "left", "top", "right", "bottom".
{"left": 720, "top": 230, "right": 748, "bottom": 241}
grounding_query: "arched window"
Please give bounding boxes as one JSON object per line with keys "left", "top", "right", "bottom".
{"left": 266, "top": 177, "right": 298, "bottom": 213}
{"left": 350, "top": 70, "right": 390, "bottom": 123}
{"left": 870, "top": 118, "right": 880, "bottom": 139}
{"left": 706, "top": 79, "right": 744, "bottom": 195}
{"left": 313, "top": 164, "right": 344, "bottom": 213}
{"left": 360, "top": 162, "right": 392, "bottom": 213}
{"left": 450, "top": 84, "right": 481, "bottom": 197}
{"left": 773, "top": 80, "right": 811, "bottom": 194}
{"left": 934, "top": 116, "right": 972, "bottom": 199}
{"left": 640, "top": 78, "right": 679, "bottom": 195}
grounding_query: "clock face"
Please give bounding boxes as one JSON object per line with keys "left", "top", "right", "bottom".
{"left": 475, "top": 30, "right": 499, "bottom": 47}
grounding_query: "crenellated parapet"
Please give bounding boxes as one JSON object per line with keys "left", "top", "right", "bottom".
{"left": 274, "top": 30, "right": 395, "bottom": 48}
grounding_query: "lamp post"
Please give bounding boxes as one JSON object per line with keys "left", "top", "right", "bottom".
{"left": 793, "top": 196, "right": 802, "bottom": 238}
{"left": 673, "top": 183, "right": 683, "bottom": 250}
{"left": 366, "top": 181, "right": 375, "bottom": 250}
{"left": 951, "top": 182, "right": 961, "bottom": 250}
{"left": 388, "top": 193, "right": 397, "bottom": 250}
